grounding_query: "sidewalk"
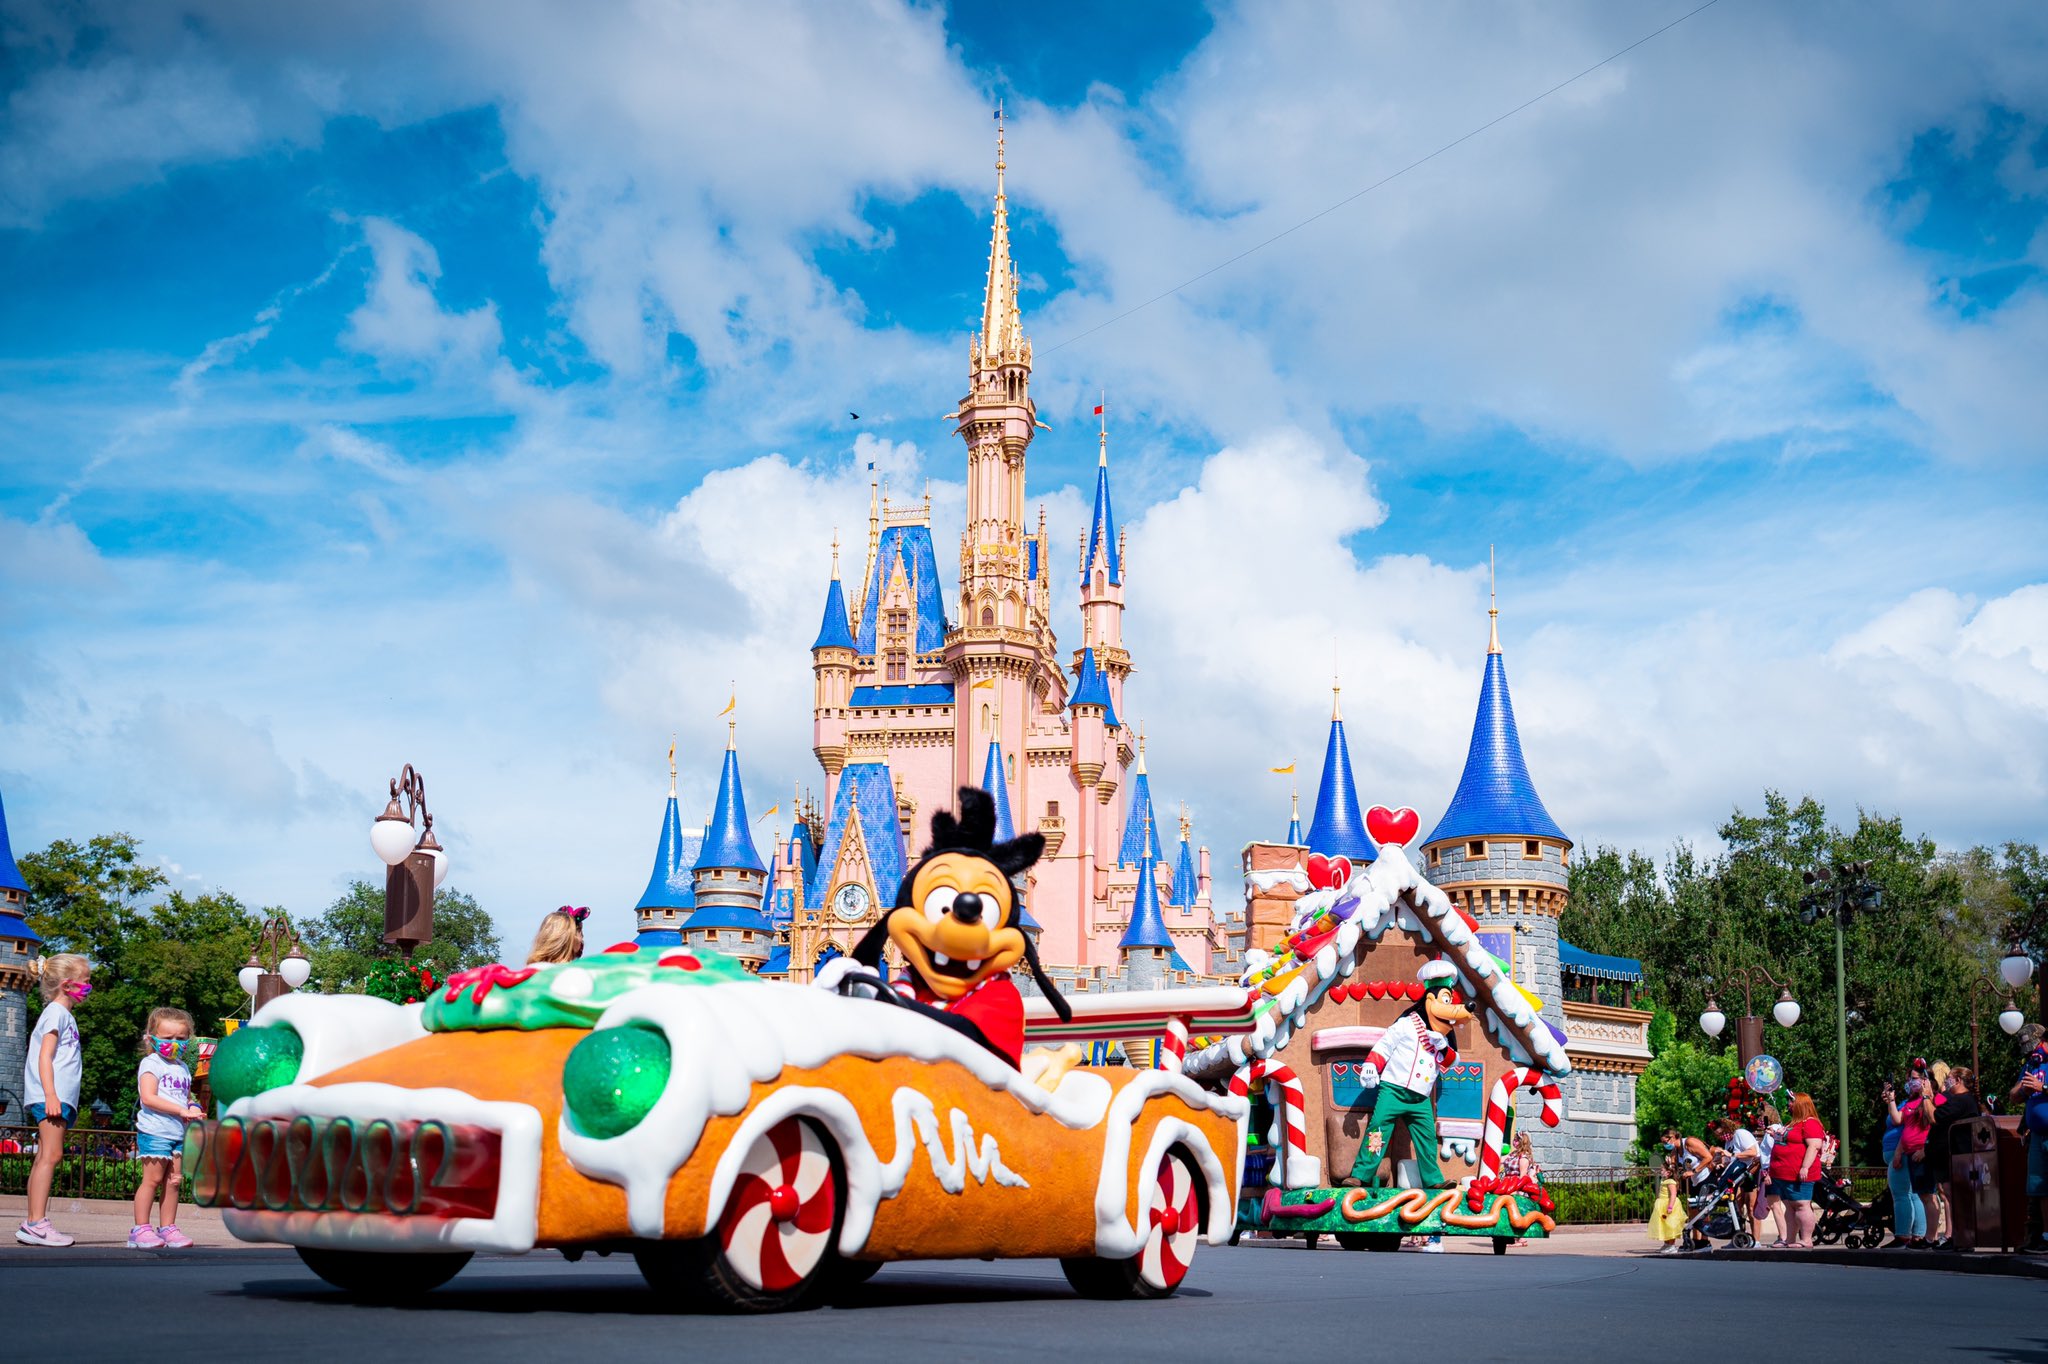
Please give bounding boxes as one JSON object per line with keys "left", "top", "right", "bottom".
{"left": 2, "top": 1195, "right": 238, "bottom": 1250}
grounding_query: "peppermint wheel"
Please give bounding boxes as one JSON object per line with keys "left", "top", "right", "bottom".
{"left": 706, "top": 1117, "right": 842, "bottom": 1310}
{"left": 1062, "top": 1147, "right": 1204, "bottom": 1300}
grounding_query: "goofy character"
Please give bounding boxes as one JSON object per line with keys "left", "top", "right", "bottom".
{"left": 1341, "top": 959, "right": 1471, "bottom": 1190}
{"left": 843, "top": 786, "right": 1071, "bottom": 1069}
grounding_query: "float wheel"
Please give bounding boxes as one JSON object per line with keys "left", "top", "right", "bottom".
{"left": 701, "top": 1115, "right": 843, "bottom": 1312}
{"left": 1061, "top": 1147, "right": 1202, "bottom": 1300}
{"left": 296, "top": 1248, "right": 470, "bottom": 1298}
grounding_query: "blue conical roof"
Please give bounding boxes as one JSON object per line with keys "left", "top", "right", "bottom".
{"left": 1171, "top": 830, "right": 1200, "bottom": 907}
{"left": 0, "top": 785, "right": 26, "bottom": 895}
{"left": 981, "top": 738, "right": 1015, "bottom": 843}
{"left": 789, "top": 816, "right": 817, "bottom": 885}
{"left": 1285, "top": 797, "right": 1304, "bottom": 847}
{"left": 693, "top": 740, "right": 765, "bottom": 873}
{"left": 1070, "top": 647, "right": 1118, "bottom": 725}
{"left": 812, "top": 575, "right": 855, "bottom": 652}
{"left": 1308, "top": 713, "right": 1377, "bottom": 862}
{"left": 635, "top": 793, "right": 697, "bottom": 911}
{"left": 1426, "top": 649, "right": 1569, "bottom": 846}
{"left": 1117, "top": 768, "right": 1163, "bottom": 868}
{"left": 1083, "top": 451, "right": 1122, "bottom": 586}
{"left": 1120, "top": 848, "right": 1172, "bottom": 950}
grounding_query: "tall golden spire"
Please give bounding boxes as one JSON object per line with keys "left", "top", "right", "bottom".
{"left": 1099, "top": 390, "right": 1109, "bottom": 466}
{"left": 667, "top": 734, "right": 678, "bottom": 798}
{"left": 979, "top": 104, "right": 1021, "bottom": 368}
{"left": 1332, "top": 675, "right": 1343, "bottom": 722}
{"left": 1488, "top": 544, "right": 1501, "bottom": 655}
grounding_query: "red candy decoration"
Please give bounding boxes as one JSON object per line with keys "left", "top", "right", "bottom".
{"left": 660, "top": 954, "right": 703, "bottom": 972}
{"left": 767, "top": 1184, "right": 801, "bottom": 1223}
{"left": 1365, "top": 805, "right": 1420, "bottom": 848}
{"left": 1304, "top": 854, "right": 1353, "bottom": 891}
{"left": 603, "top": 942, "right": 641, "bottom": 954}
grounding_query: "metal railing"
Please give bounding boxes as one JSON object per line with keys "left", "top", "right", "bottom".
{"left": 0, "top": 1125, "right": 195, "bottom": 1202}
{"left": 1535, "top": 1164, "right": 1893, "bottom": 1224}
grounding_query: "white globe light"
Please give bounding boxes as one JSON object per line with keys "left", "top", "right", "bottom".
{"left": 237, "top": 964, "right": 263, "bottom": 997}
{"left": 371, "top": 815, "right": 417, "bottom": 867}
{"left": 1700, "top": 1008, "right": 1726, "bottom": 1039}
{"left": 2001, "top": 953, "right": 2035, "bottom": 990}
{"left": 1773, "top": 998, "right": 1803, "bottom": 1029}
{"left": 425, "top": 844, "right": 449, "bottom": 889}
{"left": 280, "top": 952, "right": 312, "bottom": 989}
{"left": 2000, "top": 1007, "right": 2026, "bottom": 1036}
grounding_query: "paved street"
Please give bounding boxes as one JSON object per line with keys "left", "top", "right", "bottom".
{"left": 5, "top": 1242, "right": 2044, "bottom": 1363}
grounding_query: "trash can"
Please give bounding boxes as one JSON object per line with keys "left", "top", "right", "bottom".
{"left": 1947, "top": 1117, "right": 2014, "bottom": 1252}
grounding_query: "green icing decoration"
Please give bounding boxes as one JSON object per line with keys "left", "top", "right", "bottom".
{"left": 211, "top": 1024, "right": 304, "bottom": 1108}
{"left": 422, "top": 947, "right": 756, "bottom": 1033}
{"left": 563, "top": 1025, "right": 672, "bottom": 1139}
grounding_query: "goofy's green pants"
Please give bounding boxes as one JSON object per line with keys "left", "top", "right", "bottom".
{"left": 1346, "top": 1083, "right": 1444, "bottom": 1187}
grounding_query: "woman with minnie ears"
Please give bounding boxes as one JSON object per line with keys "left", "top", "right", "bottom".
{"left": 527, "top": 906, "right": 588, "bottom": 965}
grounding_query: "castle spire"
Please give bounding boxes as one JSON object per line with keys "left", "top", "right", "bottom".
{"left": 1307, "top": 691, "right": 1377, "bottom": 863}
{"left": 1489, "top": 544, "right": 1501, "bottom": 655}
{"left": 695, "top": 710, "right": 764, "bottom": 874}
{"left": 1424, "top": 597, "right": 1569, "bottom": 848}
{"left": 979, "top": 104, "right": 1019, "bottom": 367}
{"left": 1286, "top": 787, "right": 1304, "bottom": 846}
{"left": 635, "top": 751, "right": 695, "bottom": 946}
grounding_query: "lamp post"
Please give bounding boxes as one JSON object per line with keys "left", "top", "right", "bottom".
{"left": 372, "top": 764, "right": 444, "bottom": 959}
{"left": 1698, "top": 964, "right": 1801, "bottom": 1068}
{"left": 1967, "top": 970, "right": 2028, "bottom": 1087}
{"left": 1797, "top": 860, "right": 1882, "bottom": 1169}
{"left": 238, "top": 914, "right": 312, "bottom": 1013}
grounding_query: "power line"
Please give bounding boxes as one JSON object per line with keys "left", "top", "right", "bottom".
{"left": 1041, "top": 0, "right": 1727, "bottom": 357}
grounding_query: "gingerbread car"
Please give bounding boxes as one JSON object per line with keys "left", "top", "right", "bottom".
{"left": 186, "top": 946, "right": 1246, "bottom": 1310}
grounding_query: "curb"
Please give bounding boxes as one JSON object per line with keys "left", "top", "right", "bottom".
{"left": 1689, "top": 1246, "right": 2048, "bottom": 1278}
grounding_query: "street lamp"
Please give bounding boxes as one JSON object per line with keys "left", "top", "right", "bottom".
{"left": 1967, "top": 971, "right": 2028, "bottom": 1085}
{"left": 239, "top": 914, "right": 311, "bottom": 1012}
{"left": 1699, "top": 965, "right": 1801, "bottom": 1067}
{"left": 1797, "top": 860, "right": 1883, "bottom": 1169}
{"left": 2001, "top": 947, "right": 2036, "bottom": 993}
{"left": 373, "top": 764, "right": 443, "bottom": 958}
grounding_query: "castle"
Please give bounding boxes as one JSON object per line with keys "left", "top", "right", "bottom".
{"left": 631, "top": 115, "right": 1219, "bottom": 996}
{"left": 0, "top": 786, "right": 39, "bottom": 1120}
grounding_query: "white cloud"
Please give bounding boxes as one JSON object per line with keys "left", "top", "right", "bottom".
{"left": 344, "top": 218, "right": 503, "bottom": 369}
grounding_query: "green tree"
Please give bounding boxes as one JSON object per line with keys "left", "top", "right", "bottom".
{"left": 300, "top": 880, "right": 502, "bottom": 991}
{"left": 1632, "top": 1039, "right": 1739, "bottom": 1160}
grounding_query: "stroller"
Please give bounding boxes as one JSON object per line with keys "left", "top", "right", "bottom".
{"left": 1811, "top": 1165, "right": 1889, "bottom": 1248}
{"left": 1677, "top": 1159, "right": 1759, "bottom": 1251}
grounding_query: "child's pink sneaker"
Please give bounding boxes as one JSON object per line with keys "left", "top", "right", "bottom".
{"left": 156, "top": 1224, "right": 194, "bottom": 1249}
{"left": 16, "top": 1218, "right": 75, "bottom": 1247}
{"left": 128, "top": 1224, "right": 166, "bottom": 1249}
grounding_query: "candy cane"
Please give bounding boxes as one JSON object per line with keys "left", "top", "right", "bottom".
{"left": 1478, "top": 1067, "right": 1563, "bottom": 1179}
{"left": 1230, "top": 1060, "right": 1315, "bottom": 1187}
{"left": 1156, "top": 1016, "right": 1190, "bottom": 1073}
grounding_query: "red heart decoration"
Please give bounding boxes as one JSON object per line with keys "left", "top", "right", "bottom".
{"left": 1330, "top": 984, "right": 1350, "bottom": 1004}
{"left": 1326, "top": 856, "right": 1352, "bottom": 890}
{"left": 1366, "top": 982, "right": 1386, "bottom": 1001}
{"left": 1366, "top": 805, "right": 1420, "bottom": 847}
{"left": 1305, "top": 853, "right": 1334, "bottom": 890}
{"left": 1407, "top": 983, "right": 1425, "bottom": 1001}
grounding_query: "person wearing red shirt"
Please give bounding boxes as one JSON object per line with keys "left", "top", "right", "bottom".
{"left": 1768, "top": 1091, "right": 1828, "bottom": 1249}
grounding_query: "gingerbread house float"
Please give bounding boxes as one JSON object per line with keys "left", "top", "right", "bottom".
{"left": 1190, "top": 838, "right": 1570, "bottom": 1249}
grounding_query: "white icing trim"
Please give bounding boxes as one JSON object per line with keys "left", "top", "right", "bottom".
{"left": 1310, "top": 1026, "right": 1383, "bottom": 1052}
{"left": 556, "top": 982, "right": 1245, "bottom": 1246}
{"left": 220, "top": 1082, "right": 541, "bottom": 1254}
{"left": 1097, "top": 1114, "right": 1240, "bottom": 1258}
{"left": 247, "top": 994, "right": 428, "bottom": 1086}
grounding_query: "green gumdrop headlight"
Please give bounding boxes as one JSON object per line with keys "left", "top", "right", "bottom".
{"left": 563, "top": 1025, "right": 671, "bottom": 1139}
{"left": 210, "top": 1025, "right": 305, "bottom": 1109}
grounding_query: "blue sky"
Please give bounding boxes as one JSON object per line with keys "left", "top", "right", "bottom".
{"left": 2, "top": 0, "right": 2046, "bottom": 952}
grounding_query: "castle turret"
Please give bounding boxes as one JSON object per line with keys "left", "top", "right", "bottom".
{"left": 1306, "top": 683, "right": 1377, "bottom": 863}
{"left": 1118, "top": 812, "right": 1175, "bottom": 991}
{"left": 0, "top": 784, "right": 36, "bottom": 1118}
{"left": 1171, "top": 806, "right": 1201, "bottom": 908}
{"left": 684, "top": 720, "right": 771, "bottom": 970}
{"left": 811, "top": 537, "right": 857, "bottom": 804}
{"left": 1069, "top": 643, "right": 1117, "bottom": 953}
{"left": 981, "top": 729, "right": 1015, "bottom": 843}
{"left": 634, "top": 746, "right": 699, "bottom": 948}
{"left": 1284, "top": 787, "right": 1304, "bottom": 846}
{"left": 1115, "top": 732, "right": 1162, "bottom": 869}
{"left": 1420, "top": 592, "right": 1571, "bottom": 1030}
{"left": 1079, "top": 408, "right": 1130, "bottom": 717}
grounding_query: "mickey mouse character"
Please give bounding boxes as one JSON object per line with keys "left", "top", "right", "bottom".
{"left": 844, "top": 786, "right": 1071, "bottom": 1068}
{"left": 1340, "top": 959, "right": 1472, "bottom": 1190}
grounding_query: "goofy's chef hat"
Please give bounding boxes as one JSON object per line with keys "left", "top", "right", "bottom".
{"left": 1418, "top": 959, "right": 1459, "bottom": 988}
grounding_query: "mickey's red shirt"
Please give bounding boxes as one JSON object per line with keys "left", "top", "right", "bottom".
{"left": 899, "top": 971, "right": 1025, "bottom": 1068}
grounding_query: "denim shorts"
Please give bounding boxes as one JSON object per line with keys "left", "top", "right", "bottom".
{"left": 136, "top": 1131, "right": 183, "bottom": 1160}
{"left": 1771, "top": 1177, "right": 1814, "bottom": 1201}
{"left": 26, "top": 1102, "right": 76, "bottom": 1126}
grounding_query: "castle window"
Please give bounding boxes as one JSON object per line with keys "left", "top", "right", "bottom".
{"left": 1047, "top": 800, "right": 1060, "bottom": 818}
{"left": 1467, "top": 840, "right": 1485, "bottom": 860}
{"left": 1007, "top": 754, "right": 1016, "bottom": 784}
{"left": 982, "top": 607, "right": 994, "bottom": 626}
{"left": 1524, "top": 840, "right": 1541, "bottom": 859}
{"left": 1428, "top": 846, "right": 1440, "bottom": 867}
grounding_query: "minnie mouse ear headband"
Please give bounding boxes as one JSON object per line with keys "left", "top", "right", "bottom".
{"left": 555, "top": 906, "right": 590, "bottom": 924}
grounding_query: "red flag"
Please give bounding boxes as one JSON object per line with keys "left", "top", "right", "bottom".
{"left": 1093, "top": 405, "right": 1104, "bottom": 415}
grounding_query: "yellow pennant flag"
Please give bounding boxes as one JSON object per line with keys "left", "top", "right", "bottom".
{"left": 718, "top": 694, "right": 736, "bottom": 716}
{"left": 971, "top": 677, "right": 995, "bottom": 690}
{"left": 1270, "top": 763, "right": 1296, "bottom": 775}
{"left": 756, "top": 803, "right": 780, "bottom": 821}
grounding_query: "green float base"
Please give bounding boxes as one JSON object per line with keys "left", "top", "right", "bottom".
{"left": 1235, "top": 1186, "right": 1554, "bottom": 1240}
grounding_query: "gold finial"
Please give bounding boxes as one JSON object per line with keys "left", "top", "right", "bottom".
{"left": 667, "top": 733, "right": 678, "bottom": 797}
{"left": 1098, "top": 390, "right": 1108, "bottom": 466}
{"left": 995, "top": 100, "right": 1005, "bottom": 180}
{"left": 726, "top": 680, "right": 737, "bottom": 750}
{"left": 1290, "top": 786, "right": 1300, "bottom": 820}
{"left": 1135, "top": 723, "right": 1147, "bottom": 773}
{"left": 1179, "top": 800, "right": 1191, "bottom": 843}
{"left": 1332, "top": 675, "right": 1342, "bottom": 722}
{"left": 830, "top": 529, "right": 840, "bottom": 579}
{"left": 1488, "top": 544, "right": 1501, "bottom": 655}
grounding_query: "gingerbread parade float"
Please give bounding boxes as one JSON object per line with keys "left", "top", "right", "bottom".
{"left": 1198, "top": 805, "right": 1570, "bottom": 1251}
{"left": 186, "top": 789, "right": 1248, "bottom": 1310}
